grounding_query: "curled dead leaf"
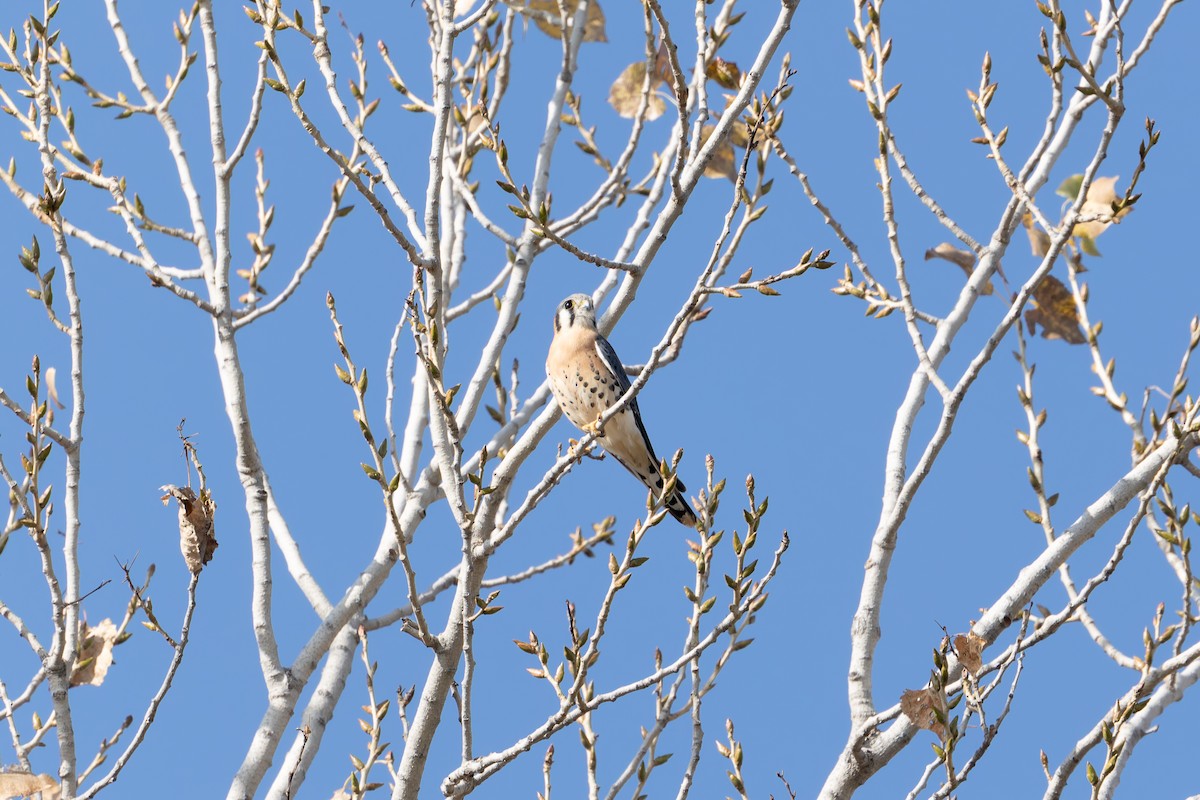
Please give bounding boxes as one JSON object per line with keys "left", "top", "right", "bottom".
{"left": 924, "top": 242, "right": 993, "bottom": 295}
{"left": 160, "top": 484, "right": 218, "bottom": 573}
{"left": 653, "top": 40, "right": 673, "bottom": 86}
{"left": 954, "top": 631, "right": 986, "bottom": 675}
{"left": 41, "top": 365, "right": 65, "bottom": 426}
{"left": 705, "top": 57, "right": 741, "bottom": 90}
{"left": 1022, "top": 212, "right": 1051, "bottom": 258}
{"left": 1024, "top": 274, "right": 1084, "bottom": 344}
{"left": 900, "top": 687, "right": 948, "bottom": 740}
{"left": 71, "top": 618, "right": 120, "bottom": 688}
{"left": 608, "top": 62, "right": 666, "bottom": 120}
{"left": 924, "top": 242, "right": 975, "bottom": 272}
{"left": 45, "top": 366, "right": 65, "bottom": 409}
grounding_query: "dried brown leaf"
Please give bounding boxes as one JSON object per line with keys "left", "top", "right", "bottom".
{"left": 45, "top": 366, "right": 65, "bottom": 409}
{"left": 653, "top": 41, "right": 672, "bottom": 86}
{"left": 1025, "top": 274, "right": 1084, "bottom": 344}
{"left": 463, "top": 105, "right": 488, "bottom": 136}
{"left": 699, "top": 125, "right": 736, "bottom": 182}
{"left": 924, "top": 242, "right": 993, "bottom": 295}
{"left": 924, "top": 242, "right": 975, "bottom": 273}
{"left": 1022, "top": 212, "right": 1051, "bottom": 258}
{"left": 705, "top": 57, "right": 741, "bottom": 89}
{"left": 71, "top": 618, "right": 119, "bottom": 687}
{"left": 954, "top": 631, "right": 986, "bottom": 675}
{"left": 160, "top": 484, "right": 218, "bottom": 573}
{"left": 1071, "top": 175, "right": 1132, "bottom": 242}
{"left": 900, "top": 688, "right": 947, "bottom": 740}
{"left": 0, "top": 772, "right": 59, "bottom": 799}
{"left": 608, "top": 62, "right": 666, "bottom": 120}
{"left": 41, "top": 365, "right": 64, "bottom": 426}
{"left": 512, "top": 0, "right": 607, "bottom": 43}
{"left": 728, "top": 117, "right": 753, "bottom": 150}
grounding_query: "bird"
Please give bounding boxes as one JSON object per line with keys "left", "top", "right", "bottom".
{"left": 546, "top": 293, "right": 698, "bottom": 527}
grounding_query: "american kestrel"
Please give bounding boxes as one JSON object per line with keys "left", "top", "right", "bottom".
{"left": 546, "top": 293, "right": 698, "bottom": 527}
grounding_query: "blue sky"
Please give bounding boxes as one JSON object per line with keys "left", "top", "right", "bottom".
{"left": 1, "top": 1, "right": 1197, "bottom": 798}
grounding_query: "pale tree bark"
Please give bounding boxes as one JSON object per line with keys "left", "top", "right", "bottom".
{"left": 810, "top": 1, "right": 1196, "bottom": 797}
{"left": 0, "top": 0, "right": 1195, "bottom": 799}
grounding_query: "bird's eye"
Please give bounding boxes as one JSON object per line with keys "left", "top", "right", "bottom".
{"left": 564, "top": 299, "right": 573, "bottom": 310}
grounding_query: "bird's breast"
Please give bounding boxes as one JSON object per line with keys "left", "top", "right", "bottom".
{"left": 547, "top": 337, "right": 623, "bottom": 432}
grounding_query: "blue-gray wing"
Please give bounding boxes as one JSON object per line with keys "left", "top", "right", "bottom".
{"left": 594, "top": 335, "right": 632, "bottom": 395}
{"left": 593, "top": 335, "right": 658, "bottom": 462}
{"left": 594, "top": 333, "right": 697, "bottom": 526}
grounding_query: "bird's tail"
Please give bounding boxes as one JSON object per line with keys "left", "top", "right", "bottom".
{"left": 665, "top": 486, "right": 699, "bottom": 527}
{"left": 613, "top": 453, "right": 700, "bottom": 528}
{"left": 653, "top": 462, "right": 698, "bottom": 527}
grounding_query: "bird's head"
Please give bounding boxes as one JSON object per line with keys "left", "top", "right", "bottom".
{"left": 554, "top": 293, "right": 596, "bottom": 333}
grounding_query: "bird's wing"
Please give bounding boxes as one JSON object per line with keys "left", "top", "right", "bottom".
{"left": 593, "top": 335, "right": 659, "bottom": 465}
{"left": 594, "top": 334, "right": 696, "bottom": 526}
{"left": 593, "top": 334, "right": 631, "bottom": 394}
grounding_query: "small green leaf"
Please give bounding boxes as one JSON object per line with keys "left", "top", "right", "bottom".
{"left": 1055, "top": 174, "right": 1084, "bottom": 200}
